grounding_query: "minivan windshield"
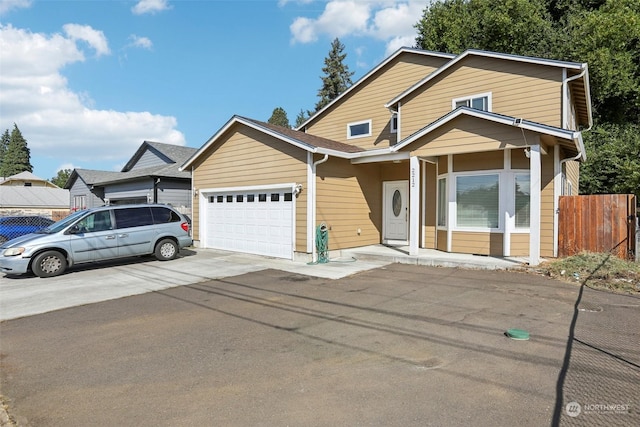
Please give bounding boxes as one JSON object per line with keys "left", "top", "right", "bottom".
{"left": 36, "top": 210, "right": 88, "bottom": 234}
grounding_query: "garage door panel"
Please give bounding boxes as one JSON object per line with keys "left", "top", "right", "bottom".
{"left": 204, "top": 189, "right": 294, "bottom": 259}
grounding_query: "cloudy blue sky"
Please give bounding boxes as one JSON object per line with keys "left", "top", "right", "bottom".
{"left": 0, "top": 0, "right": 431, "bottom": 181}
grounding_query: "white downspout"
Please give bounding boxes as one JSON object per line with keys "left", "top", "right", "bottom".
{"left": 310, "top": 154, "right": 329, "bottom": 263}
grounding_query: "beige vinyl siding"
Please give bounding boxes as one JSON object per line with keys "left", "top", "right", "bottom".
{"left": 423, "top": 162, "right": 437, "bottom": 248}
{"left": 510, "top": 233, "right": 530, "bottom": 256}
{"left": 451, "top": 232, "right": 504, "bottom": 256}
{"left": 192, "top": 126, "right": 308, "bottom": 251}
{"left": 453, "top": 151, "right": 503, "bottom": 172}
{"left": 315, "top": 157, "right": 382, "bottom": 250}
{"left": 437, "top": 230, "right": 447, "bottom": 251}
{"left": 438, "top": 156, "right": 448, "bottom": 174}
{"left": 565, "top": 160, "right": 579, "bottom": 195}
{"left": 511, "top": 148, "right": 531, "bottom": 169}
{"left": 409, "top": 116, "right": 540, "bottom": 157}
{"left": 540, "top": 153, "right": 555, "bottom": 257}
{"left": 306, "top": 53, "right": 450, "bottom": 149}
{"left": 401, "top": 56, "right": 563, "bottom": 138}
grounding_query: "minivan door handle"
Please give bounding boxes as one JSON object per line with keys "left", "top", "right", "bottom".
{"left": 105, "top": 235, "right": 116, "bottom": 240}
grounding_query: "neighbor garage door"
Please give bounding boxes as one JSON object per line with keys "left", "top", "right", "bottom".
{"left": 203, "top": 187, "right": 294, "bottom": 259}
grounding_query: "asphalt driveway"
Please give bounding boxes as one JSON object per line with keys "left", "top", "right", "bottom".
{"left": 1, "top": 263, "right": 638, "bottom": 426}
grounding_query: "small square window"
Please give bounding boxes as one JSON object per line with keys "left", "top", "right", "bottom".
{"left": 208, "top": 196, "right": 215, "bottom": 203}
{"left": 226, "top": 195, "right": 233, "bottom": 203}
{"left": 271, "top": 193, "right": 280, "bottom": 202}
{"left": 284, "top": 192, "right": 293, "bottom": 201}
{"left": 236, "top": 195, "right": 243, "bottom": 202}
{"left": 247, "top": 194, "right": 255, "bottom": 202}
{"left": 258, "top": 194, "right": 267, "bottom": 202}
{"left": 216, "top": 195, "right": 223, "bottom": 203}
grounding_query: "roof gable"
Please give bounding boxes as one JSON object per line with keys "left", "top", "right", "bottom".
{"left": 296, "top": 47, "right": 455, "bottom": 131}
{"left": 386, "top": 49, "right": 588, "bottom": 108}
{"left": 122, "top": 141, "right": 197, "bottom": 172}
{"left": 392, "top": 107, "right": 584, "bottom": 160}
{"left": 181, "top": 116, "right": 365, "bottom": 170}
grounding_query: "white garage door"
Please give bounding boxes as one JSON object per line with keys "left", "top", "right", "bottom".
{"left": 204, "top": 187, "right": 294, "bottom": 259}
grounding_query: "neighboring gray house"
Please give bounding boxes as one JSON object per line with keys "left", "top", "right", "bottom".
{"left": 65, "top": 141, "right": 197, "bottom": 214}
{"left": 0, "top": 171, "right": 70, "bottom": 219}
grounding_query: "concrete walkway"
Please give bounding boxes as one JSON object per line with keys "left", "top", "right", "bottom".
{"left": 341, "top": 244, "right": 531, "bottom": 270}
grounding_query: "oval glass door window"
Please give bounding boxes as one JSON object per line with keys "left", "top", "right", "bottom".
{"left": 392, "top": 190, "right": 402, "bottom": 217}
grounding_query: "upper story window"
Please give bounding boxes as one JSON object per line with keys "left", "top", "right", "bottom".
{"left": 390, "top": 113, "right": 398, "bottom": 134}
{"left": 452, "top": 93, "right": 491, "bottom": 112}
{"left": 347, "top": 119, "right": 372, "bottom": 139}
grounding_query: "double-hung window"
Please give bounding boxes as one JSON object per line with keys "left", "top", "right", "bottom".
{"left": 347, "top": 119, "right": 372, "bottom": 139}
{"left": 452, "top": 93, "right": 491, "bottom": 112}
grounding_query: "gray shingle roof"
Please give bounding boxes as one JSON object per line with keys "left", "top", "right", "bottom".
{"left": 0, "top": 186, "right": 69, "bottom": 208}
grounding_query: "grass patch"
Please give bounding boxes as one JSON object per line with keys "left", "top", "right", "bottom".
{"left": 540, "top": 252, "right": 640, "bottom": 294}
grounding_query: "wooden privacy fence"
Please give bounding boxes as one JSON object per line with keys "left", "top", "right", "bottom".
{"left": 559, "top": 194, "right": 637, "bottom": 260}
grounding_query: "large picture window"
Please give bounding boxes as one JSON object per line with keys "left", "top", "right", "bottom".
{"left": 514, "top": 174, "right": 530, "bottom": 228}
{"left": 456, "top": 174, "right": 499, "bottom": 229}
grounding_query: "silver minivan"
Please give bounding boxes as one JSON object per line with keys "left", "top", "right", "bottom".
{"left": 0, "top": 204, "right": 193, "bottom": 278}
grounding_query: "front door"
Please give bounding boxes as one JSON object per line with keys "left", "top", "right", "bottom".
{"left": 383, "top": 181, "right": 408, "bottom": 243}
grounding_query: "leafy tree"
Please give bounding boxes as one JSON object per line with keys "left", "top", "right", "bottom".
{"left": 0, "top": 129, "right": 9, "bottom": 177}
{"left": 580, "top": 123, "right": 640, "bottom": 197}
{"left": 314, "top": 38, "right": 354, "bottom": 112}
{"left": 415, "top": 0, "right": 556, "bottom": 57}
{"left": 558, "top": 0, "right": 640, "bottom": 123}
{"left": 267, "top": 107, "right": 291, "bottom": 128}
{"left": 0, "top": 124, "right": 32, "bottom": 177}
{"left": 51, "top": 168, "right": 72, "bottom": 188}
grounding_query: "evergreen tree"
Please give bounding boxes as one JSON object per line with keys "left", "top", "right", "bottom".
{"left": 267, "top": 107, "right": 291, "bottom": 128}
{"left": 0, "top": 129, "right": 9, "bottom": 178}
{"left": 314, "top": 38, "right": 354, "bottom": 112}
{"left": 295, "top": 109, "right": 309, "bottom": 128}
{"left": 51, "top": 168, "right": 72, "bottom": 188}
{"left": 0, "top": 124, "right": 32, "bottom": 176}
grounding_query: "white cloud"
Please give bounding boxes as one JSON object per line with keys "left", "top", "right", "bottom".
{"left": 0, "top": 24, "right": 184, "bottom": 171}
{"left": 132, "top": 0, "right": 171, "bottom": 15}
{"left": 129, "top": 34, "right": 153, "bottom": 50}
{"left": 0, "top": 0, "right": 31, "bottom": 15}
{"left": 289, "top": 1, "right": 428, "bottom": 54}
{"left": 63, "top": 24, "right": 111, "bottom": 56}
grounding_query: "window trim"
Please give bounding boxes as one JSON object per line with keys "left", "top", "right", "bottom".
{"left": 436, "top": 169, "right": 531, "bottom": 233}
{"left": 347, "top": 119, "right": 372, "bottom": 139}
{"left": 390, "top": 113, "right": 398, "bottom": 134}
{"left": 451, "top": 92, "right": 492, "bottom": 112}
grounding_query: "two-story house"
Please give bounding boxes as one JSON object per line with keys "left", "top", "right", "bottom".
{"left": 181, "top": 48, "right": 592, "bottom": 265}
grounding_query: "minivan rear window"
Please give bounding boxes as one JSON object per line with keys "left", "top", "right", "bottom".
{"left": 114, "top": 207, "right": 153, "bottom": 229}
{"left": 150, "top": 207, "right": 181, "bottom": 223}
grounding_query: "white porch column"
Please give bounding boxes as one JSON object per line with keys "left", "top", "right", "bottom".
{"left": 409, "top": 156, "right": 420, "bottom": 256}
{"left": 529, "top": 145, "right": 541, "bottom": 266}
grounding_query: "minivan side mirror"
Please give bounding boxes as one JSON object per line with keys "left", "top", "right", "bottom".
{"left": 68, "top": 225, "right": 83, "bottom": 235}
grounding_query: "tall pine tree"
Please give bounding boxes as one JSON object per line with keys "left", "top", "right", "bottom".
{"left": 0, "top": 124, "right": 32, "bottom": 177}
{"left": 0, "top": 129, "right": 9, "bottom": 178}
{"left": 314, "top": 38, "right": 354, "bottom": 112}
{"left": 267, "top": 107, "right": 291, "bottom": 128}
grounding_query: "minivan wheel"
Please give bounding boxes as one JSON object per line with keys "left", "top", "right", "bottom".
{"left": 32, "top": 250, "right": 67, "bottom": 278}
{"left": 155, "top": 239, "right": 178, "bottom": 261}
